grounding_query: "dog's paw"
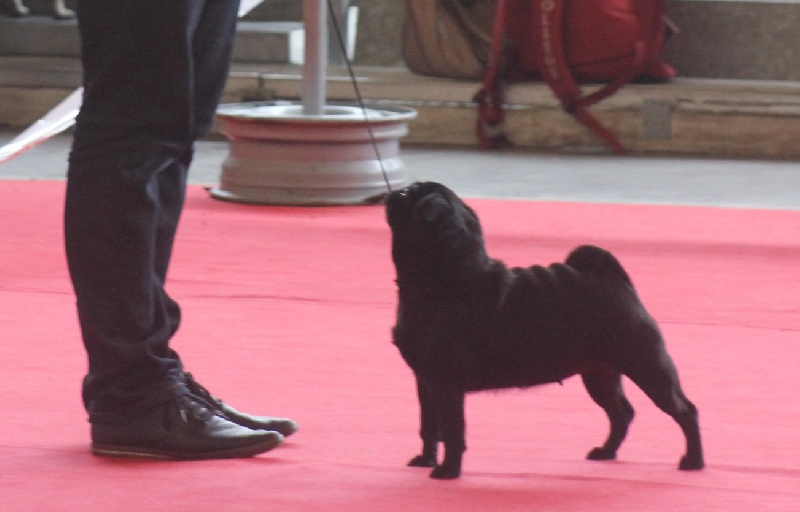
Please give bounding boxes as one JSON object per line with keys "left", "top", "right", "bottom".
{"left": 586, "top": 447, "right": 617, "bottom": 461}
{"left": 408, "top": 454, "right": 437, "bottom": 468}
{"left": 678, "top": 454, "right": 705, "bottom": 471}
{"left": 430, "top": 464, "right": 460, "bottom": 479}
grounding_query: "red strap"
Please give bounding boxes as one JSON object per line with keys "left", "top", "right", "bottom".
{"left": 474, "top": 0, "right": 511, "bottom": 149}
{"left": 477, "top": 0, "right": 650, "bottom": 154}
{"left": 536, "top": 0, "right": 631, "bottom": 155}
{"left": 579, "top": 42, "right": 646, "bottom": 107}
{"left": 573, "top": 107, "right": 626, "bottom": 155}
{"left": 474, "top": 87, "right": 512, "bottom": 149}
{"left": 534, "top": 0, "right": 579, "bottom": 101}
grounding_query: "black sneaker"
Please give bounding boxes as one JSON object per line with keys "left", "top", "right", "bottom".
{"left": 91, "top": 394, "right": 284, "bottom": 460}
{"left": 182, "top": 372, "right": 299, "bottom": 437}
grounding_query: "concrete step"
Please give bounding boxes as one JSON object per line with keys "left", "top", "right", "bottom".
{"left": 2, "top": 58, "right": 800, "bottom": 160}
{"left": 222, "top": 64, "right": 800, "bottom": 160}
{"left": 0, "top": 16, "right": 303, "bottom": 63}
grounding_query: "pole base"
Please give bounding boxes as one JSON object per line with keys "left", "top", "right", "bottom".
{"left": 210, "top": 101, "right": 417, "bottom": 206}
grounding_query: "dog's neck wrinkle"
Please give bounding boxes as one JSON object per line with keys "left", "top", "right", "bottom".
{"left": 394, "top": 276, "right": 460, "bottom": 293}
{"left": 394, "top": 273, "right": 476, "bottom": 294}
{"left": 394, "top": 258, "right": 503, "bottom": 293}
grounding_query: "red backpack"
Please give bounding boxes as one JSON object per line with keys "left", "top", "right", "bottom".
{"left": 474, "top": 0, "right": 675, "bottom": 154}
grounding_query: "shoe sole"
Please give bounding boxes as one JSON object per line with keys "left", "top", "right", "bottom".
{"left": 91, "top": 433, "right": 284, "bottom": 461}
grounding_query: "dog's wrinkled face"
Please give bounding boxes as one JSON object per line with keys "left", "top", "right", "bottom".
{"left": 386, "top": 182, "right": 487, "bottom": 281}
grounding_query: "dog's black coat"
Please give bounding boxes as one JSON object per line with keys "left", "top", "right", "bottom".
{"left": 386, "top": 182, "right": 704, "bottom": 479}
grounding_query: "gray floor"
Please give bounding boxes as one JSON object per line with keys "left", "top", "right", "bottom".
{"left": 1, "top": 131, "right": 799, "bottom": 210}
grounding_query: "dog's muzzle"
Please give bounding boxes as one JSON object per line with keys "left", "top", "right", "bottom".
{"left": 397, "top": 183, "right": 420, "bottom": 199}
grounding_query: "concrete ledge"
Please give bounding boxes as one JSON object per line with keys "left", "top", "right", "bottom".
{"left": 2, "top": 58, "right": 800, "bottom": 160}
{"left": 223, "top": 64, "right": 800, "bottom": 159}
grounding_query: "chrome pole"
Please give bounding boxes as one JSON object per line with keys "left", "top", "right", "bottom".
{"left": 302, "top": 0, "right": 327, "bottom": 116}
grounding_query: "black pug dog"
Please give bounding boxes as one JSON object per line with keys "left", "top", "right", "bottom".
{"left": 385, "top": 182, "right": 704, "bottom": 479}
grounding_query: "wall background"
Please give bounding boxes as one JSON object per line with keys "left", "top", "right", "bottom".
{"left": 6, "top": 0, "right": 800, "bottom": 79}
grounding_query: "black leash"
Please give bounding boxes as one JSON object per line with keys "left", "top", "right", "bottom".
{"left": 325, "top": 0, "right": 392, "bottom": 192}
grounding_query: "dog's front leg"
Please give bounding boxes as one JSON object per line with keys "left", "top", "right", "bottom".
{"left": 429, "top": 384, "right": 466, "bottom": 479}
{"left": 408, "top": 377, "right": 439, "bottom": 468}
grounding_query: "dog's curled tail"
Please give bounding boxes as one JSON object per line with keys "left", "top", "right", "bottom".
{"left": 565, "top": 245, "right": 632, "bottom": 285}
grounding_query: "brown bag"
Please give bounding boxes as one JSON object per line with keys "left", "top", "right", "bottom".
{"left": 402, "top": 0, "right": 495, "bottom": 80}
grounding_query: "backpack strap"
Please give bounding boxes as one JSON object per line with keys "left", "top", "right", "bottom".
{"left": 473, "top": 0, "right": 512, "bottom": 149}
{"left": 535, "top": 0, "right": 638, "bottom": 155}
{"left": 475, "top": 0, "right": 651, "bottom": 154}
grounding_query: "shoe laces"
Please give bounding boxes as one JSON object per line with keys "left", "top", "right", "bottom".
{"left": 169, "top": 395, "right": 216, "bottom": 430}
{"left": 182, "top": 372, "right": 224, "bottom": 410}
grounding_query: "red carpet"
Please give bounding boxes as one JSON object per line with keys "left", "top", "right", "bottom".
{"left": 1, "top": 180, "right": 798, "bottom": 511}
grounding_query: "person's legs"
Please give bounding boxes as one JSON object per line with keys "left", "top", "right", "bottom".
{"left": 190, "top": 0, "right": 242, "bottom": 140}
{"left": 66, "top": 0, "right": 296, "bottom": 456}
{"left": 65, "top": 142, "right": 190, "bottom": 420}
{"left": 65, "top": 0, "right": 238, "bottom": 420}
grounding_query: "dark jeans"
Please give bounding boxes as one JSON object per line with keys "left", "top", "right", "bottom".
{"left": 65, "top": 0, "right": 241, "bottom": 422}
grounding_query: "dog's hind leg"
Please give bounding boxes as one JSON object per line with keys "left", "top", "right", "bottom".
{"left": 625, "top": 356, "right": 705, "bottom": 471}
{"left": 582, "top": 367, "right": 635, "bottom": 461}
{"left": 408, "top": 377, "right": 440, "bottom": 468}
